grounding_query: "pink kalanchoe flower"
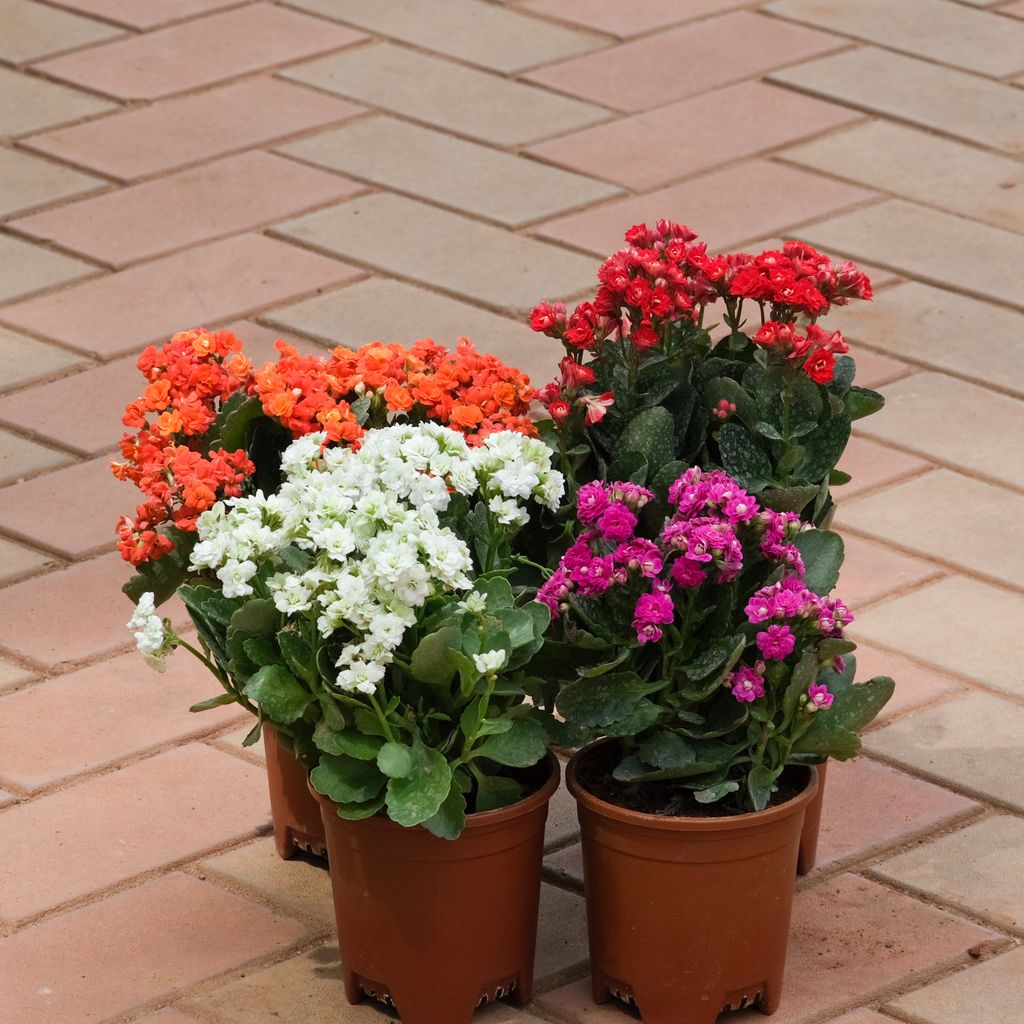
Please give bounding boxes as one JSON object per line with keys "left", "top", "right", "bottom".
{"left": 610, "top": 481, "right": 654, "bottom": 508}
{"left": 729, "top": 665, "right": 765, "bottom": 703}
{"left": 671, "top": 557, "right": 707, "bottom": 589}
{"left": 745, "top": 592, "right": 776, "bottom": 623}
{"left": 756, "top": 624, "right": 796, "bottom": 661}
{"left": 571, "top": 555, "right": 616, "bottom": 597}
{"left": 807, "top": 682, "right": 834, "bottom": 711}
{"left": 576, "top": 482, "right": 610, "bottom": 525}
{"left": 537, "top": 568, "right": 571, "bottom": 616}
{"left": 632, "top": 590, "right": 674, "bottom": 644}
{"left": 597, "top": 501, "right": 637, "bottom": 543}
{"left": 614, "top": 539, "right": 663, "bottom": 578}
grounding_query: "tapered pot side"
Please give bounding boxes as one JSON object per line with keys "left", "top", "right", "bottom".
{"left": 567, "top": 740, "right": 818, "bottom": 1024}
{"left": 262, "top": 723, "right": 327, "bottom": 860}
{"left": 797, "top": 760, "right": 828, "bottom": 875}
{"left": 311, "top": 754, "right": 560, "bottom": 1024}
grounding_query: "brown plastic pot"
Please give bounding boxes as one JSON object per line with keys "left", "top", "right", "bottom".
{"left": 567, "top": 740, "right": 818, "bottom": 1024}
{"left": 797, "top": 759, "right": 828, "bottom": 875}
{"left": 311, "top": 754, "right": 560, "bottom": 1024}
{"left": 262, "top": 722, "right": 326, "bottom": 859}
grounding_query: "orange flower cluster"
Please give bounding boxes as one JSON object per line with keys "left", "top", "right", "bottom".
{"left": 113, "top": 329, "right": 255, "bottom": 565}
{"left": 253, "top": 337, "right": 537, "bottom": 444}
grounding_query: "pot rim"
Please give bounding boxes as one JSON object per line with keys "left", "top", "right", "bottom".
{"left": 566, "top": 738, "right": 818, "bottom": 833}
{"left": 309, "top": 751, "right": 561, "bottom": 836}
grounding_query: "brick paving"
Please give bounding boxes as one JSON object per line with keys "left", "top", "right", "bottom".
{"left": 0, "top": 2, "right": 1021, "bottom": 1022}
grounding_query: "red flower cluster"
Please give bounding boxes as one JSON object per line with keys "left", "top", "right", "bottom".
{"left": 752, "top": 322, "right": 850, "bottom": 385}
{"left": 113, "top": 329, "right": 256, "bottom": 565}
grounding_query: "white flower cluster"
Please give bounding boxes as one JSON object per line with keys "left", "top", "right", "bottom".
{"left": 189, "top": 424, "right": 563, "bottom": 694}
{"left": 127, "top": 592, "right": 169, "bottom": 672}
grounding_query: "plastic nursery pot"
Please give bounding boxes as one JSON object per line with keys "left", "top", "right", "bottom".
{"left": 262, "top": 723, "right": 327, "bottom": 860}
{"left": 797, "top": 760, "right": 828, "bottom": 875}
{"left": 566, "top": 739, "right": 818, "bottom": 1024}
{"left": 311, "top": 753, "right": 560, "bottom": 1024}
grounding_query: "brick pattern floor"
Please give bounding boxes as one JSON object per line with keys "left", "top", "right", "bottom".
{"left": 0, "top": 2, "right": 1021, "bottom": 1023}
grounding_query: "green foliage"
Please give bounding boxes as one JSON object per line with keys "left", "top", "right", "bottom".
{"left": 794, "top": 530, "right": 845, "bottom": 596}
{"left": 242, "top": 665, "right": 313, "bottom": 725}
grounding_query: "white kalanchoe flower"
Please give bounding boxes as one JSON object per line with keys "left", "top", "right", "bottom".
{"left": 473, "top": 649, "right": 507, "bottom": 675}
{"left": 127, "top": 592, "right": 172, "bottom": 672}
{"left": 457, "top": 591, "right": 488, "bottom": 615}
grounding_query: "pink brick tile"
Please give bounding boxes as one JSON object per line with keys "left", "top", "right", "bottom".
{"left": 34, "top": 4, "right": 368, "bottom": 101}
{"left": 835, "top": 435, "right": 932, "bottom": 500}
{"left": 0, "top": 650, "right": 245, "bottom": 791}
{"left": 536, "top": 160, "right": 876, "bottom": 254}
{"left": 0, "top": 873, "right": 308, "bottom": 1024}
{"left": 525, "top": 11, "right": 845, "bottom": 112}
{"left": 829, "top": 1013, "right": 897, "bottom": 1024}
{"left": 0, "top": 550, "right": 187, "bottom": 668}
{"left": 132, "top": 1012, "right": 207, "bottom": 1024}
{"left": 1003, "top": 0, "right": 1024, "bottom": 16}
{"left": 10, "top": 151, "right": 365, "bottom": 268}
{"left": 529, "top": 80, "right": 862, "bottom": 191}
{"left": 0, "top": 233, "right": 362, "bottom": 360}
{"left": 853, "top": 348, "right": 914, "bottom": 390}
{"left": 23, "top": 77, "right": 365, "bottom": 182}
{"left": 810, "top": 758, "right": 979, "bottom": 872}
{"left": 838, "top": 533, "right": 942, "bottom": 610}
{"left": 854, "top": 644, "right": 964, "bottom": 724}
{"left": 0, "top": 743, "right": 270, "bottom": 921}
{"left": 537, "top": 874, "right": 999, "bottom": 1024}
{"left": 0, "top": 455, "right": 132, "bottom": 557}
{"left": 0, "top": 356, "right": 147, "bottom": 457}
{"left": 54, "top": 0, "right": 246, "bottom": 30}
{"left": 521, "top": 0, "right": 752, "bottom": 37}
{"left": 0, "top": 426, "right": 71, "bottom": 486}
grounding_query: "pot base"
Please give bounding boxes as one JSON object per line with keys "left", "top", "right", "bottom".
{"left": 262, "top": 723, "right": 327, "bottom": 861}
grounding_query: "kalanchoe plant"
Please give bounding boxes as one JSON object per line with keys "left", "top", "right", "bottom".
{"left": 126, "top": 423, "right": 566, "bottom": 838}
{"left": 529, "top": 221, "right": 881, "bottom": 526}
{"left": 540, "top": 467, "right": 893, "bottom": 813}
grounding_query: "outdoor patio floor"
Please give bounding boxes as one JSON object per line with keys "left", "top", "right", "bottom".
{"left": 1, "top": 1, "right": 1023, "bottom": 1023}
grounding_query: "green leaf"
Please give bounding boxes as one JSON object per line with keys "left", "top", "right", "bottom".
{"left": 242, "top": 635, "right": 280, "bottom": 667}
{"left": 760, "top": 485, "right": 819, "bottom": 514}
{"left": 313, "top": 724, "right": 383, "bottom": 761}
{"left": 794, "top": 530, "right": 845, "bottom": 596}
{"left": 189, "top": 692, "right": 238, "bottom": 713}
{"left": 620, "top": 406, "right": 676, "bottom": 475}
{"left": 754, "top": 421, "right": 784, "bottom": 441}
{"left": 694, "top": 780, "right": 740, "bottom": 804}
{"left": 385, "top": 739, "right": 453, "bottom": 827}
{"left": 844, "top": 386, "right": 885, "bottom": 421}
{"left": 472, "top": 717, "right": 548, "bottom": 768}
{"left": 798, "top": 413, "right": 852, "bottom": 482}
{"left": 123, "top": 528, "right": 197, "bottom": 606}
{"left": 600, "top": 699, "right": 662, "bottom": 738}
{"left": 704, "top": 376, "right": 757, "bottom": 426}
{"left": 423, "top": 778, "right": 467, "bottom": 839}
{"left": 230, "top": 598, "right": 277, "bottom": 635}
{"left": 311, "top": 754, "right": 386, "bottom": 804}
{"left": 607, "top": 450, "right": 648, "bottom": 485}
{"left": 556, "top": 672, "right": 666, "bottom": 729}
{"left": 829, "top": 470, "right": 852, "bottom": 486}
{"left": 638, "top": 731, "right": 695, "bottom": 771}
{"left": 683, "top": 635, "right": 745, "bottom": 681}
{"left": 747, "top": 765, "right": 779, "bottom": 812}
{"left": 334, "top": 793, "right": 387, "bottom": 820}
{"left": 278, "top": 632, "right": 315, "bottom": 685}
{"left": 212, "top": 394, "right": 264, "bottom": 452}
{"left": 474, "top": 773, "right": 524, "bottom": 813}
{"left": 717, "top": 422, "right": 774, "bottom": 491}
{"left": 242, "top": 664, "right": 313, "bottom": 725}
{"left": 792, "top": 676, "right": 895, "bottom": 758}
{"left": 478, "top": 576, "right": 514, "bottom": 613}
{"left": 409, "top": 625, "right": 461, "bottom": 685}
{"left": 241, "top": 717, "right": 262, "bottom": 747}
{"left": 377, "top": 741, "right": 414, "bottom": 779}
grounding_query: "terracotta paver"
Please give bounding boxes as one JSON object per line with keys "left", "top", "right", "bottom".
{"left": 0, "top": 743, "right": 269, "bottom": 921}
{"left": 528, "top": 79, "right": 863, "bottom": 191}
{"left": 0, "top": 455, "right": 135, "bottom": 558}
{"left": 51, "top": 0, "right": 242, "bottom": 30}
{"left": 537, "top": 159, "right": 875, "bottom": 254}
{"left": 273, "top": 192, "right": 598, "bottom": 313}
{"left": 849, "top": 348, "right": 913, "bottom": 390}
{"left": 289, "top": 0, "right": 608, "bottom": 73}
{"left": 835, "top": 436, "right": 932, "bottom": 501}
{"left": 0, "top": 0, "right": 123, "bottom": 64}
{"left": 838, "top": 281, "right": 1024, "bottom": 398}
{"left": 34, "top": 4, "right": 368, "bottom": 101}
{"left": 853, "top": 576, "right": 1024, "bottom": 698}
{"left": 544, "top": 776, "right": 580, "bottom": 851}
{"left": 260, "top": 278, "right": 555, "bottom": 385}
{"left": 853, "top": 644, "right": 963, "bottom": 725}
{"left": 770, "top": 47, "right": 1024, "bottom": 153}
{"left": 536, "top": 883, "right": 589, "bottom": 987}
{"left": 0, "top": 650, "right": 244, "bottom": 791}
{"left": 0, "top": 873, "right": 308, "bottom": 1024}
{"left": 0, "top": 233, "right": 97, "bottom": 305}
{"left": 866, "top": 691, "right": 1024, "bottom": 811}
{"left": 133, "top": 1011, "right": 207, "bottom": 1024}
{"left": 782, "top": 120, "right": 1024, "bottom": 234}
{"left": 0, "top": 234, "right": 363, "bottom": 360}
{"left": 852, "top": 373, "right": 1024, "bottom": 484}
{"left": 0, "top": 64, "right": 114, "bottom": 137}
{"left": 0, "top": 426, "right": 71, "bottom": 486}
{"left": 520, "top": 0, "right": 751, "bottom": 37}
{"left": 10, "top": 151, "right": 366, "bottom": 268}
{"left": 525, "top": 11, "right": 845, "bottom": 112}
{"left": 839, "top": 470, "right": 1024, "bottom": 587}
{"left": 873, "top": 816, "right": 1024, "bottom": 935}
{"left": 888, "top": 946, "right": 1024, "bottom": 1024}
{"left": 0, "top": 536, "right": 54, "bottom": 586}
{"left": 0, "top": 146, "right": 104, "bottom": 220}
{"left": 768, "top": 0, "right": 1024, "bottom": 76}
{"left": 0, "top": 657, "right": 34, "bottom": 693}
{"left": 281, "top": 42, "right": 612, "bottom": 147}
{"left": 0, "top": 326, "right": 86, "bottom": 394}
{"left": 837, "top": 532, "right": 941, "bottom": 610}
{"left": 23, "top": 77, "right": 366, "bottom": 181}
{"left": 277, "top": 115, "right": 621, "bottom": 228}
{"left": 538, "top": 874, "right": 1000, "bottom": 1024}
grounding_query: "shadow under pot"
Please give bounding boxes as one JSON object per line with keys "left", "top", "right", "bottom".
{"left": 310, "top": 754, "right": 560, "bottom": 1024}
{"left": 566, "top": 739, "right": 818, "bottom": 1024}
{"left": 262, "top": 723, "right": 327, "bottom": 859}
{"left": 797, "top": 759, "right": 828, "bottom": 875}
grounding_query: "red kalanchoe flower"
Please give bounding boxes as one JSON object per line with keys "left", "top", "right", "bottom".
{"left": 564, "top": 302, "right": 598, "bottom": 349}
{"left": 559, "top": 355, "right": 596, "bottom": 391}
{"left": 529, "top": 300, "right": 566, "bottom": 336}
{"left": 631, "top": 320, "right": 659, "bottom": 350}
{"left": 803, "top": 347, "right": 836, "bottom": 384}
{"left": 579, "top": 391, "right": 614, "bottom": 426}
{"left": 548, "top": 399, "right": 572, "bottom": 424}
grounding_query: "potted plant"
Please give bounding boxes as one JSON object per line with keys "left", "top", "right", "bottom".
{"left": 538, "top": 468, "right": 892, "bottom": 1023}
{"left": 126, "top": 419, "right": 567, "bottom": 1024}
{"left": 115, "top": 328, "right": 537, "bottom": 857}
{"left": 529, "top": 221, "right": 883, "bottom": 871}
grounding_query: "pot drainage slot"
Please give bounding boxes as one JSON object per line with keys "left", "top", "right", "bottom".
{"left": 358, "top": 982, "right": 395, "bottom": 1008}
{"left": 722, "top": 985, "right": 764, "bottom": 1012}
{"left": 477, "top": 975, "right": 518, "bottom": 1006}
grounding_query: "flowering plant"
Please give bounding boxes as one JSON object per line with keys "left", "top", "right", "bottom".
{"left": 540, "top": 467, "right": 893, "bottom": 813}
{"left": 127, "top": 423, "right": 565, "bottom": 838}
{"left": 114, "top": 329, "right": 535, "bottom": 601}
{"left": 530, "top": 222, "right": 880, "bottom": 526}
